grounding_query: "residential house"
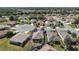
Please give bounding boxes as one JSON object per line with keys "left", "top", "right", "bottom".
{"left": 0, "top": 26, "right": 6, "bottom": 30}
{"left": 0, "top": 17, "right": 7, "bottom": 22}
{"left": 55, "top": 27, "right": 76, "bottom": 45}
{"left": 45, "top": 21, "right": 52, "bottom": 27}
{"left": 46, "top": 15, "right": 53, "bottom": 22}
{"left": 16, "top": 24, "right": 35, "bottom": 33}
{"left": 77, "top": 24, "right": 79, "bottom": 28}
{"left": 37, "top": 20, "right": 44, "bottom": 26}
{"left": 7, "top": 21, "right": 17, "bottom": 27}
{"left": 56, "top": 27, "right": 69, "bottom": 41}
{"left": 9, "top": 15, "right": 18, "bottom": 21}
{"left": 0, "top": 30, "right": 9, "bottom": 39}
{"left": 30, "top": 16, "right": 37, "bottom": 19}
{"left": 10, "top": 32, "right": 31, "bottom": 47}
{"left": 30, "top": 19, "right": 36, "bottom": 24}
{"left": 45, "top": 27, "right": 60, "bottom": 44}
{"left": 32, "top": 30, "right": 44, "bottom": 44}
{"left": 0, "top": 25, "right": 10, "bottom": 30}
{"left": 39, "top": 44, "right": 57, "bottom": 51}
{"left": 21, "top": 15, "right": 27, "bottom": 23}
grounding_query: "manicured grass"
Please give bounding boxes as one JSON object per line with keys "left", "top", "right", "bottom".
{"left": 69, "top": 24, "right": 77, "bottom": 28}
{"left": 53, "top": 45, "right": 65, "bottom": 51}
{"left": 0, "top": 22, "right": 7, "bottom": 25}
{"left": 0, "top": 38, "right": 32, "bottom": 51}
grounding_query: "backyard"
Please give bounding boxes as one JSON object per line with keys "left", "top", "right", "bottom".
{"left": 0, "top": 38, "right": 32, "bottom": 51}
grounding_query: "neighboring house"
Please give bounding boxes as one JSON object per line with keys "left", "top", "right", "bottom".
{"left": 72, "top": 20, "right": 79, "bottom": 24}
{"left": 37, "top": 26, "right": 46, "bottom": 33}
{"left": 13, "top": 15, "right": 18, "bottom": 20}
{"left": 32, "top": 30, "right": 44, "bottom": 43}
{"left": 22, "top": 15, "right": 26, "bottom": 20}
{"left": 21, "top": 15, "right": 27, "bottom": 23}
{"left": 16, "top": 24, "right": 35, "bottom": 33}
{"left": 30, "top": 19, "right": 36, "bottom": 24}
{"left": 46, "top": 30, "right": 54, "bottom": 42}
{"left": 37, "top": 20, "right": 44, "bottom": 26}
{"left": 0, "top": 17, "right": 6, "bottom": 22}
{"left": 7, "top": 21, "right": 17, "bottom": 27}
{"left": 45, "top": 27, "right": 60, "bottom": 44}
{"left": 66, "top": 19, "right": 75, "bottom": 24}
{"left": 10, "top": 15, "right": 18, "bottom": 21}
{"left": 0, "top": 25, "right": 10, "bottom": 30}
{"left": 55, "top": 27, "right": 75, "bottom": 44}
{"left": 0, "top": 26, "right": 6, "bottom": 30}
{"left": 75, "top": 28, "right": 79, "bottom": 32}
{"left": 76, "top": 24, "right": 79, "bottom": 28}
{"left": 10, "top": 32, "right": 31, "bottom": 47}
{"left": 45, "top": 21, "right": 52, "bottom": 27}
{"left": 46, "top": 15, "right": 53, "bottom": 22}
{"left": 56, "top": 27, "right": 69, "bottom": 41}
{"left": 9, "top": 15, "right": 18, "bottom": 21}
{"left": 30, "top": 16, "right": 37, "bottom": 19}
{"left": 45, "top": 27, "right": 55, "bottom": 32}
{"left": 0, "top": 30, "right": 9, "bottom": 39}
{"left": 39, "top": 44, "right": 57, "bottom": 51}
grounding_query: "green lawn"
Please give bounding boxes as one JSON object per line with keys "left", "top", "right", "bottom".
{"left": 53, "top": 45, "right": 65, "bottom": 51}
{"left": 0, "top": 22, "right": 7, "bottom": 25}
{"left": 69, "top": 24, "right": 77, "bottom": 28}
{"left": 0, "top": 38, "right": 32, "bottom": 51}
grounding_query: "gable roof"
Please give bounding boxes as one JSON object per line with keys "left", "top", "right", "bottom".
{"left": 0, "top": 17, "right": 6, "bottom": 22}
{"left": 10, "top": 32, "right": 31, "bottom": 43}
{"left": 0, "top": 30, "right": 8, "bottom": 38}
{"left": 46, "top": 16, "right": 53, "bottom": 21}
{"left": 8, "top": 21, "right": 17, "bottom": 26}
{"left": 0, "top": 26, "right": 5, "bottom": 30}
{"left": 46, "top": 30, "right": 54, "bottom": 41}
{"left": 39, "top": 44, "right": 57, "bottom": 51}
{"left": 32, "top": 31, "right": 44, "bottom": 40}
{"left": 16, "top": 24, "right": 35, "bottom": 32}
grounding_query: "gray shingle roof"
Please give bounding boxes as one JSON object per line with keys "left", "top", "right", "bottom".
{"left": 16, "top": 24, "right": 35, "bottom": 32}
{"left": 32, "top": 31, "right": 44, "bottom": 40}
{"left": 0, "top": 30, "right": 8, "bottom": 38}
{"left": 56, "top": 27, "right": 69, "bottom": 40}
{"left": 0, "top": 26, "right": 5, "bottom": 30}
{"left": 10, "top": 32, "right": 31, "bottom": 43}
{"left": 39, "top": 44, "right": 57, "bottom": 51}
{"left": 0, "top": 17, "right": 5, "bottom": 22}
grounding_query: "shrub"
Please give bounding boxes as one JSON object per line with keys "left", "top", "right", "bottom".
{"left": 71, "top": 32, "right": 77, "bottom": 38}
{"left": 6, "top": 31, "right": 14, "bottom": 38}
{"left": 0, "top": 14, "right": 2, "bottom": 17}
{"left": 67, "top": 30, "right": 71, "bottom": 34}
{"left": 76, "top": 37, "right": 79, "bottom": 43}
{"left": 60, "top": 45, "right": 64, "bottom": 49}
{"left": 9, "top": 16, "right": 14, "bottom": 21}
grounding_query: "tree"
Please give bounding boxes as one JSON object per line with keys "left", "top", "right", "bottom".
{"left": 76, "top": 37, "right": 79, "bottom": 43}
{"left": 64, "top": 35, "right": 72, "bottom": 46}
{"left": 67, "top": 30, "right": 71, "bottom": 34}
{"left": 26, "top": 16, "right": 30, "bottom": 24}
{"left": 9, "top": 16, "right": 15, "bottom": 21}
{"left": 6, "top": 31, "right": 14, "bottom": 38}
{"left": 18, "top": 16, "right": 22, "bottom": 24}
{"left": 0, "top": 14, "right": 2, "bottom": 17}
{"left": 71, "top": 32, "right": 77, "bottom": 38}
{"left": 67, "top": 45, "right": 78, "bottom": 51}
